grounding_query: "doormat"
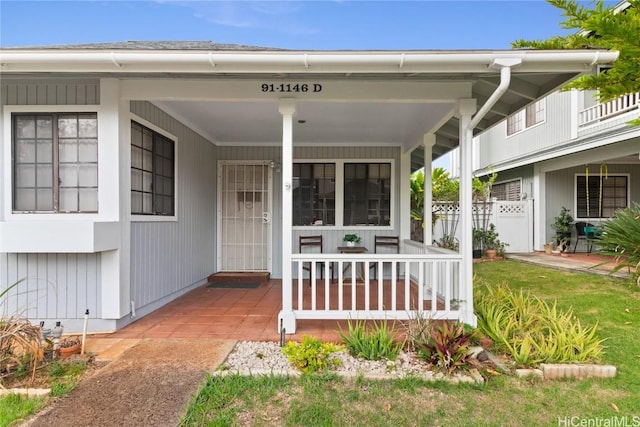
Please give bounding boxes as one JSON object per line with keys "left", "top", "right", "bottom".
{"left": 207, "top": 281, "right": 262, "bottom": 289}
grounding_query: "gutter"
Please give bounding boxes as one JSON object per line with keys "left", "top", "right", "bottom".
{"left": 468, "top": 58, "right": 521, "bottom": 131}
{"left": 0, "top": 50, "right": 619, "bottom": 74}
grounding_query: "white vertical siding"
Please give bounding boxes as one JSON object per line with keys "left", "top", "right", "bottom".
{"left": 1, "top": 80, "right": 99, "bottom": 105}
{"left": 129, "top": 101, "right": 217, "bottom": 309}
{"left": 0, "top": 253, "right": 101, "bottom": 320}
{"left": 477, "top": 92, "right": 573, "bottom": 169}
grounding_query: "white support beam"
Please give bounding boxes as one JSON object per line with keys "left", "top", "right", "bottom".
{"left": 399, "top": 149, "right": 411, "bottom": 242}
{"left": 278, "top": 99, "right": 297, "bottom": 334}
{"left": 423, "top": 134, "right": 436, "bottom": 246}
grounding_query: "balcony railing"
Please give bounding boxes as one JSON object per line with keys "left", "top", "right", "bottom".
{"left": 579, "top": 92, "right": 640, "bottom": 128}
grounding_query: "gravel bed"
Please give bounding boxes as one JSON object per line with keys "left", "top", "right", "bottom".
{"left": 217, "top": 341, "right": 484, "bottom": 383}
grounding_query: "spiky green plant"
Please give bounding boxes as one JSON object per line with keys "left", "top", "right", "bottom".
{"left": 595, "top": 202, "right": 640, "bottom": 286}
{"left": 339, "top": 319, "right": 403, "bottom": 361}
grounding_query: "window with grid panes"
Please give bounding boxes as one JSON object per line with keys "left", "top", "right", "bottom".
{"left": 131, "top": 121, "right": 175, "bottom": 215}
{"left": 344, "top": 163, "right": 391, "bottom": 226}
{"left": 507, "top": 99, "right": 545, "bottom": 136}
{"left": 292, "top": 163, "right": 335, "bottom": 226}
{"left": 576, "top": 175, "right": 627, "bottom": 218}
{"left": 12, "top": 113, "right": 98, "bottom": 212}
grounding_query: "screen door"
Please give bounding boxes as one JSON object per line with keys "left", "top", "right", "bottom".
{"left": 218, "top": 162, "right": 272, "bottom": 271}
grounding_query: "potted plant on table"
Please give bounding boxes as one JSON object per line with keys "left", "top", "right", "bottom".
{"left": 343, "top": 233, "right": 361, "bottom": 247}
{"left": 552, "top": 206, "right": 574, "bottom": 252}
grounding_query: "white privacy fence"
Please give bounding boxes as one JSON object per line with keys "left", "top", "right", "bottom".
{"left": 288, "top": 244, "right": 464, "bottom": 324}
{"left": 432, "top": 200, "right": 533, "bottom": 253}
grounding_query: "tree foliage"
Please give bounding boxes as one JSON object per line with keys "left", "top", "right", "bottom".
{"left": 512, "top": 0, "right": 640, "bottom": 125}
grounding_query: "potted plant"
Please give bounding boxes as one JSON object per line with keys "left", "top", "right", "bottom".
{"left": 552, "top": 206, "right": 574, "bottom": 251}
{"left": 483, "top": 224, "right": 507, "bottom": 259}
{"left": 343, "top": 233, "right": 361, "bottom": 247}
{"left": 58, "top": 336, "right": 82, "bottom": 358}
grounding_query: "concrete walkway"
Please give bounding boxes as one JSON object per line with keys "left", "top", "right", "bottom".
{"left": 506, "top": 252, "right": 631, "bottom": 279}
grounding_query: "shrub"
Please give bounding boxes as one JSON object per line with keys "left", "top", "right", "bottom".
{"left": 403, "top": 311, "right": 434, "bottom": 353}
{"left": 339, "top": 319, "right": 403, "bottom": 361}
{"left": 418, "top": 321, "right": 474, "bottom": 374}
{"left": 474, "top": 283, "right": 604, "bottom": 367}
{"left": 595, "top": 202, "right": 640, "bottom": 286}
{"left": 282, "top": 335, "right": 342, "bottom": 374}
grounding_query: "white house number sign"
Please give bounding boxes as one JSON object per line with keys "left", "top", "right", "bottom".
{"left": 261, "top": 83, "right": 323, "bottom": 93}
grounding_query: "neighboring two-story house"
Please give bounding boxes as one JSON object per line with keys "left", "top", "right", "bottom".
{"left": 471, "top": 87, "right": 640, "bottom": 252}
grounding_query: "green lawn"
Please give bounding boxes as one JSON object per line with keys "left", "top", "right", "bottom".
{"left": 181, "top": 260, "right": 640, "bottom": 426}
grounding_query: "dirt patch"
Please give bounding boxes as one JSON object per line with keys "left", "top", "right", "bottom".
{"left": 22, "top": 339, "right": 235, "bottom": 427}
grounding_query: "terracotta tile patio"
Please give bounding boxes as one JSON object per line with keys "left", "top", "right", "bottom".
{"left": 97, "top": 252, "right": 630, "bottom": 344}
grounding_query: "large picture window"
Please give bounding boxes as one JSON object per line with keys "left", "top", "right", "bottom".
{"left": 131, "top": 121, "right": 175, "bottom": 216}
{"left": 344, "top": 163, "right": 391, "bottom": 226}
{"left": 12, "top": 113, "right": 98, "bottom": 212}
{"left": 576, "top": 175, "right": 628, "bottom": 218}
{"left": 293, "top": 163, "right": 335, "bottom": 226}
{"left": 293, "top": 160, "right": 393, "bottom": 227}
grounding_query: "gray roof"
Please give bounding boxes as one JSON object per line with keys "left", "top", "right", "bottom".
{"left": 1, "top": 40, "right": 287, "bottom": 51}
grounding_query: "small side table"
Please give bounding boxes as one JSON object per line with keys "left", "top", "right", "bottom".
{"left": 337, "top": 246, "right": 368, "bottom": 281}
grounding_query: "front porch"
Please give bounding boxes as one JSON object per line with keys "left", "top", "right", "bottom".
{"left": 99, "top": 252, "right": 625, "bottom": 343}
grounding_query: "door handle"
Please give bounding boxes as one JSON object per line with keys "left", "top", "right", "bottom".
{"left": 262, "top": 212, "right": 270, "bottom": 223}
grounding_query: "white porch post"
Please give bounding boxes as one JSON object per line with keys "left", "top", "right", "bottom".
{"left": 399, "top": 149, "right": 411, "bottom": 241}
{"left": 533, "top": 163, "right": 546, "bottom": 251}
{"left": 423, "top": 134, "right": 435, "bottom": 245}
{"left": 278, "top": 99, "right": 297, "bottom": 334}
{"left": 458, "top": 99, "right": 477, "bottom": 326}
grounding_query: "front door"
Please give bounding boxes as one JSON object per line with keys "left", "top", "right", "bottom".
{"left": 217, "top": 161, "right": 272, "bottom": 272}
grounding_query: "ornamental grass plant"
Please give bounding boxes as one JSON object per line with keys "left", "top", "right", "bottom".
{"left": 338, "top": 318, "right": 403, "bottom": 361}
{"left": 474, "top": 282, "right": 604, "bottom": 367}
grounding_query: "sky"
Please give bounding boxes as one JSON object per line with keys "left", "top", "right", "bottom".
{"left": 0, "top": 0, "right": 599, "bottom": 50}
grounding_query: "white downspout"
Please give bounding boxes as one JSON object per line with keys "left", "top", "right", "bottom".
{"left": 468, "top": 59, "right": 521, "bottom": 131}
{"left": 461, "top": 59, "right": 519, "bottom": 326}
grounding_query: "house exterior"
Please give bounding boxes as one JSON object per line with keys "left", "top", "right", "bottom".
{"left": 470, "top": 86, "right": 640, "bottom": 252}
{"left": 0, "top": 42, "right": 617, "bottom": 334}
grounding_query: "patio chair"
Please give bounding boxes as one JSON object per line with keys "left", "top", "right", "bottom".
{"left": 299, "top": 235, "right": 334, "bottom": 280}
{"left": 369, "top": 235, "right": 400, "bottom": 279}
{"left": 573, "top": 222, "right": 595, "bottom": 253}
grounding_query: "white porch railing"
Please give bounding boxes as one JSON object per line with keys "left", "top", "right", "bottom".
{"left": 286, "top": 242, "right": 465, "bottom": 328}
{"left": 578, "top": 92, "right": 640, "bottom": 128}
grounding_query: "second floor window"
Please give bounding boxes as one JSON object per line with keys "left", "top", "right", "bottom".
{"left": 12, "top": 113, "right": 98, "bottom": 213}
{"left": 507, "top": 99, "right": 546, "bottom": 136}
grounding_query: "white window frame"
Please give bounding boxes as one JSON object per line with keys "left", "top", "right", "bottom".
{"left": 506, "top": 99, "right": 546, "bottom": 137}
{"left": 129, "top": 114, "right": 179, "bottom": 223}
{"left": 2, "top": 105, "right": 103, "bottom": 222}
{"left": 293, "top": 158, "right": 395, "bottom": 231}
